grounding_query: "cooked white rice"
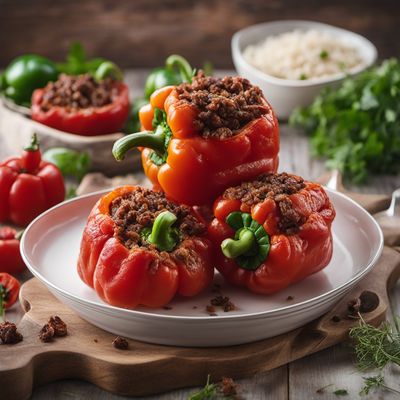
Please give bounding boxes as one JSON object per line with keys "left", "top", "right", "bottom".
{"left": 243, "top": 29, "right": 365, "bottom": 80}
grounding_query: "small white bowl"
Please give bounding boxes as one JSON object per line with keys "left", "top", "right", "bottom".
{"left": 232, "top": 20, "right": 377, "bottom": 119}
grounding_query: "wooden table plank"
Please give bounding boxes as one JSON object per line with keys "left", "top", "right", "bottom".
{"left": 1, "top": 69, "right": 399, "bottom": 399}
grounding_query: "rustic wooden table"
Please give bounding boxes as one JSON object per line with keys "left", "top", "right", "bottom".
{"left": 2, "top": 70, "right": 400, "bottom": 399}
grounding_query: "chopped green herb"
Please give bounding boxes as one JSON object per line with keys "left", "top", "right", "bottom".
{"left": 299, "top": 73, "right": 308, "bottom": 80}
{"left": 188, "top": 375, "right": 218, "bottom": 400}
{"left": 320, "top": 50, "right": 329, "bottom": 60}
{"left": 290, "top": 59, "right": 400, "bottom": 183}
{"left": 359, "top": 374, "right": 400, "bottom": 396}
{"left": 349, "top": 317, "right": 400, "bottom": 371}
{"left": 333, "top": 389, "right": 348, "bottom": 396}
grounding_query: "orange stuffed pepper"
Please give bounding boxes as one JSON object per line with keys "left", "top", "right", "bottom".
{"left": 77, "top": 186, "right": 214, "bottom": 308}
{"left": 208, "top": 173, "right": 335, "bottom": 294}
{"left": 113, "top": 73, "right": 279, "bottom": 206}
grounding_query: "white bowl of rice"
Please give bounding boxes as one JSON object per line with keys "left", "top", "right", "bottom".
{"left": 232, "top": 20, "right": 377, "bottom": 119}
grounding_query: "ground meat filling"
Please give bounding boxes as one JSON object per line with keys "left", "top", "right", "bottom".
{"left": 110, "top": 187, "right": 205, "bottom": 250}
{"left": 175, "top": 72, "right": 270, "bottom": 139}
{"left": 223, "top": 173, "right": 307, "bottom": 234}
{"left": 39, "top": 74, "right": 118, "bottom": 112}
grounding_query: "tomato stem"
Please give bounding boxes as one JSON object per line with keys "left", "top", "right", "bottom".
{"left": 112, "top": 130, "right": 165, "bottom": 161}
{"left": 24, "top": 133, "right": 39, "bottom": 152}
{"left": 147, "top": 210, "right": 178, "bottom": 252}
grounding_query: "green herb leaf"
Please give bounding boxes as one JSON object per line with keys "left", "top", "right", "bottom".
{"left": 188, "top": 375, "right": 218, "bottom": 400}
{"left": 320, "top": 50, "right": 329, "bottom": 60}
{"left": 349, "top": 318, "right": 400, "bottom": 371}
{"left": 333, "top": 388, "right": 348, "bottom": 396}
{"left": 290, "top": 58, "right": 400, "bottom": 183}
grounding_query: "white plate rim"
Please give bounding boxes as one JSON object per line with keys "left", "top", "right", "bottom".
{"left": 20, "top": 187, "right": 384, "bottom": 321}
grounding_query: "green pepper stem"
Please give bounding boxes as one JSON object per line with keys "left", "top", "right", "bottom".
{"left": 24, "top": 133, "right": 39, "bottom": 152}
{"left": 147, "top": 211, "right": 178, "bottom": 252}
{"left": 94, "top": 61, "right": 123, "bottom": 81}
{"left": 221, "top": 228, "right": 256, "bottom": 259}
{"left": 166, "top": 55, "right": 193, "bottom": 83}
{"left": 112, "top": 131, "right": 165, "bottom": 161}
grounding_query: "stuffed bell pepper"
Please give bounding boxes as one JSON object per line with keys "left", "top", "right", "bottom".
{"left": 31, "top": 63, "right": 129, "bottom": 136}
{"left": 77, "top": 185, "right": 214, "bottom": 308}
{"left": 208, "top": 173, "right": 335, "bottom": 294}
{"left": 113, "top": 73, "right": 279, "bottom": 206}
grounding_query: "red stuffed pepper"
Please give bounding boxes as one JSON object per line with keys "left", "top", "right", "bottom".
{"left": 77, "top": 185, "right": 214, "bottom": 308}
{"left": 113, "top": 73, "right": 279, "bottom": 206}
{"left": 31, "top": 67, "right": 129, "bottom": 136}
{"left": 0, "top": 134, "right": 65, "bottom": 226}
{"left": 208, "top": 173, "right": 335, "bottom": 294}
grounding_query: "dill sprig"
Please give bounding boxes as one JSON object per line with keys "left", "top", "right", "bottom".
{"left": 360, "top": 374, "right": 400, "bottom": 396}
{"left": 349, "top": 315, "right": 400, "bottom": 371}
{"left": 188, "top": 375, "right": 218, "bottom": 400}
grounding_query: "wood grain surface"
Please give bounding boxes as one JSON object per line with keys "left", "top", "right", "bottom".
{"left": 1, "top": 0, "right": 400, "bottom": 69}
{"left": 1, "top": 70, "right": 400, "bottom": 399}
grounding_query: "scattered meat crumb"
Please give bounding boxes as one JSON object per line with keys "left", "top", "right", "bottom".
{"left": 163, "top": 306, "right": 173, "bottom": 310}
{"left": 359, "top": 290, "right": 379, "bottom": 313}
{"left": 39, "top": 315, "right": 68, "bottom": 343}
{"left": 48, "top": 316, "right": 67, "bottom": 337}
{"left": 39, "top": 323, "right": 55, "bottom": 343}
{"left": 94, "top": 338, "right": 98, "bottom": 343}
{"left": 220, "top": 377, "right": 241, "bottom": 398}
{"left": 331, "top": 315, "right": 341, "bottom": 323}
{"left": 286, "top": 295, "right": 294, "bottom": 301}
{"left": 210, "top": 295, "right": 236, "bottom": 312}
{"left": 206, "top": 305, "right": 216, "bottom": 313}
{"left": 113, "top": 336, "right": 129, "bottom": 350}
{"left": 192, "top": 306, "right": 198, "bottom": 309}
{"left": 0, "top": 322, "right": 23, "bottom": 344}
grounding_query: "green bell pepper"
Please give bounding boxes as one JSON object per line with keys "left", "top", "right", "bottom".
{"left": 42, "top": 147, "right": 90, "bottom": 181}
{"left": 144, "top": 54, "right": 194, "bottom": 99}
{"left": 124, "top": 97, "right": 149, "bottom": 133}
{"left": 1, "top": 55, "right": 58, "bottom": 106}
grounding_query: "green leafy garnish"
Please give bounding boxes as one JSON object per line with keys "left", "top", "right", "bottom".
{"left": 333, "top": 388, "right": 348, "bottom": 396}
{"left": 349, "top": 318, "right": 400, "bottom": 371}
{"left": 360, "top": 375, "right": 400, "bottom": 396}
{"left": 320, "top": 50, "right": 329, "bottom": 60}
{"left": 57, "top": 42, "right": 107, "bottom": 75}
{"left": 299, "top": 73, "right": 308, "bottom": 80}
{"left": 188, "top": 375, "right": 219, "bottom": 400}
{"left": 290, "top": 58, "right": 400, "bottom": 183}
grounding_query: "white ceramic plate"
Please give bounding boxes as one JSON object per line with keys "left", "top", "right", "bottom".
{"left": 21, "top": 189, "right": 383, "bottom": 347}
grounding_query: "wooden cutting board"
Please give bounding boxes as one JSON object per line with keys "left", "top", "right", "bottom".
{"left": 0, "top": 246, "right": 399, "bottom": 400}
{"left": 0, "top": 177, "right": 396, "bottom": 399}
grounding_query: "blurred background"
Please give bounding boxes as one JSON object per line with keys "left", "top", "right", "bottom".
{"left": 1, "top": 0, "right": 399, "bottom": 69}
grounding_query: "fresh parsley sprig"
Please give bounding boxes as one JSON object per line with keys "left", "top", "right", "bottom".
{"left": 290, "top": 58, "right": 400, "bottom": 183}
